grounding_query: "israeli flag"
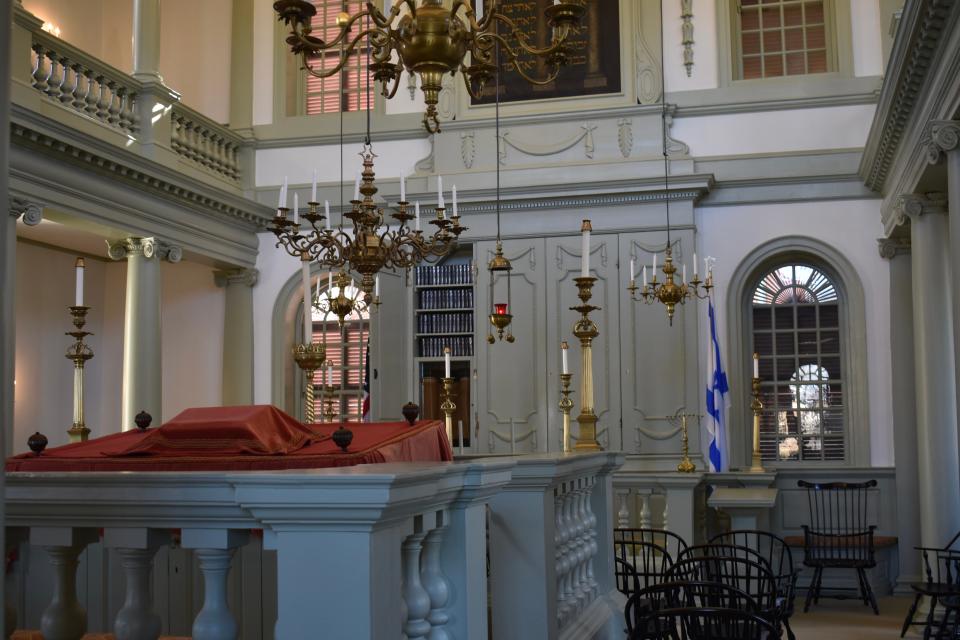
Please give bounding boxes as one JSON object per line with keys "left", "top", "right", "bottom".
{"left": 704, "top": 296, "right": 730, "bottom": 472}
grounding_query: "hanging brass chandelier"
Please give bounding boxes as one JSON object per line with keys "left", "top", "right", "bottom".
{"left": 314, "top": 270, "right": 376, "bottom": 327}
{"left": 273, "top": 0, "right": 585, "bottom": 132}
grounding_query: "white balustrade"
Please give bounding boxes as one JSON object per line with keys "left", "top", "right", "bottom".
{"left": 171, "top": 105, "right": 243, "bottom": 183}
{"left": 30, "top": 527, "right": 99, "bottom": 640}
{"left": 613, "top": 469, "right": 706, "bottom": 547}
{"left": 103, "top": 528, "right": 169, "bottom": 640}
{"left": 420, "top": 513, "right": 452, "bottom": 640}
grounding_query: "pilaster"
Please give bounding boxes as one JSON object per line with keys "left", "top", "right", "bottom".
{"left": 108, "top": 237, "right": 180, "bottom": 429}
{"left": 895, "top": 193, "right": 960, "bottom": 549}
{"left": 214, "top": 268, "right": 258, "bottom": 405}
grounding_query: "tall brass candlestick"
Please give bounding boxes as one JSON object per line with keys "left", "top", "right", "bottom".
{"left": 677, "top": 414, "right": 696, "bottom": 472}
{"left": 66, "top": 306, "right": 93, "bottom": 442}
{"left": 440, "top": 377, "right": 457, "bottom": 446}
{"left": 571, "top": 276, "right": 601, "bottom": 451}
{"left": 750, "top": 374, "right": 766, "bottom": 472}
{"left": 559, "top": 372, "right": 574, "bottom": 453}
{"left": 293, "top": 343, "right": 326, "bottom": 423}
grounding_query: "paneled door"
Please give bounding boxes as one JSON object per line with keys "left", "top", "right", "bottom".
{"left": 618, "top": 230, "right": 702, "bottom": 464}
{"left": 474, "top": 238, "right": 548, "bottom": 453}
{"left": 546, "top": 234, "right": 623, "bottom": 451}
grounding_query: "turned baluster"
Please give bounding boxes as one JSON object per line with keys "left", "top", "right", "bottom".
{"left": 57, "top": 57, "right": 76, "bottom": 104}
{"left": 95, "top": 75, "right": 110, "bottom": 121}
{"left": 584, "top": 476, "right": 599, "bottom": 599}
{"left": 127, "top": 92, "right": 140, "bottom": 131}
{"left": 33, "top": 528, "right": 99, "bottom": 640}
{"left": 638, "top": 493, "right": 653, "bottom": 530}
{"left": 420, "top": 519, "right": 452, "bottom": 640}
{"left": 31, "top": 43, "right": 48, "bottom": 91}
{"left": 402, "top": 529, "right": 432, "bottom": 640}
{"left": 115, "top": 88, "right": 130, "bottom": 131}
{"left": 554, "top": 487, "right": 570, "bottom": 622}
{"left": 44, "top": 51, "right": 63, "bottom": 98}
{"left": 83, "top": 71, "right": 99, "bottom": 114}
{"left": 617, "top": 488, "right": 632, "bottom": 528}
{"left": 170, "top": 115, "right": 183, "bottom": 152}
{"left": 107, "top": 82, "right": 122, "bottom": 124}
{"left": 70, "top": 64, "right": 87, "bottom": 109}
{"left": 183, "top": 121, "right": 197, "bottom": 161}
{"left": 181, "top": 529, "right": 248, "bottom": 640}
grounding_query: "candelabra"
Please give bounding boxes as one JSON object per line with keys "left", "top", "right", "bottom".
{"left": 65, "top": 306, "right": 93, "bottom": 443}
{"left": 274, "top": 0, "right": 585, "bottom": 133}
{"left": 627, "top": 246, "right": 713, "bottom": 325}
{"left": 559, "top": 372, "right": 574, "bottom": 453}
{"left": 293, "top": 342, "right": 326, "bottom": 423}
{"left": 269, "top": 147, "right": 466, "bottom": 300}
{"left": 322, "top": 383, "right": 338, "bottom": 423}
{"left": 571, "top": 277, "right": 601, "bottom": 451}
{"left": 314, "top": 271, "right": 373, "bottom": 328}
{"left": 440, "top": 377, "right": 457, "bottom": 447}
{"left": 750, "top": 372, "right": 766, "bottom": 473}
{"left": 676, "top": 413, "right": 698, "bottom": 473}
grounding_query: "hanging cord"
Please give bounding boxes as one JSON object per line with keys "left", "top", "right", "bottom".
{"left": 339, "top": 33, "right": 345, "bottom": 233}
{"left": 364, "top": 8, "right": 372, "bottom": 146}
{"left": 494, "top": 8, "right": 502, "bottom": 243}
{"left": 659, "top": 0, "right": 670, "bottom": 250}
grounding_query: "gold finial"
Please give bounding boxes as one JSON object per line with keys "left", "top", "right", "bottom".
{"left": 75, "top": 257, "right": 85, "bottom": 268}
{"left": 580, "top": 219, "right": 592, "bottom": 232}
{"left": 336, "top": 11, "right": 350, "bottom": 26}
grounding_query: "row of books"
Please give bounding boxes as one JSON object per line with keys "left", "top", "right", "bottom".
{"left": 417, "top": 312, "right": 473, "bottom": 334}
{"left": 418, "top": 336, "right": 474, "bottom": 358}
{"left": 416, "top": 264, "right": 473, "bottom": 286}
{"left": 418, "top": 288, "right": 474, "bottom": 310}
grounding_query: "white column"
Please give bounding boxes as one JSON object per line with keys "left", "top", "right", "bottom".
{"left": 420, "top": 516, "right": 451, "bottom": 640}
{"left": 31, "top": 527, "right": 99, "bottom": 640}
{"left": 214, "top": 268, "right": 258, "bottom": 405}
{"left": 132, "top": 0, "right": 162, "bottom": 82}
{"left": 108, "top": 238, "right": 180, "bottom": 429}
{"left": 897, "top": 194, "right": 960, "bottom": 549}
{"left": 924, "top": 121, "right": 960, "bottom": 465}
{"left": 180, "top": 529, "right": 248, "bottom": 640}
{"left": 402, "top": 529, "right": 431, "bottom": 640}
{"left": 103, "top": 528, "right": 168, "bottom": 640}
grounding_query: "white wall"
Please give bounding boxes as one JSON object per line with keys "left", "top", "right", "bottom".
{"left": 663, "top": 0, "right": 719, "bottom": 93}
{"left": 253, "top": 233, "right": 297, "bottom": 405}
{"left": 696, "top": 198, "right": 894, "bottom": 467}
{"left": 22, "top": 0, "right": 132, "bottom": 74}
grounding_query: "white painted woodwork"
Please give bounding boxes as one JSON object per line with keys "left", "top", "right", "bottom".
{"left": 190, "top": 549, "right": 238, "bottom": 640}
{"left": 401, "top": 530, "right": 431, "bottom": 640}
{"left": 420, "top": 521, "right": 451, "bottom": 640}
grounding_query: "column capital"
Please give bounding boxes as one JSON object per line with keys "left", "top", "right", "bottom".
{"left": 878, "top": 237, "right": 911, "bottom": 260}
{"left": 214, "top": 267, "right": 258, "bottom": 288}
{"left": 923, "top": 120, "right": 960, "bottom": 164}
{"left": 107, "top": 237, "right": 182, "bottom": 263}
{"left": 9, "top": 197, "right": 42, "bottom": 225}
{"left": 892, "top": 193, "right": 948, "bottom": 225}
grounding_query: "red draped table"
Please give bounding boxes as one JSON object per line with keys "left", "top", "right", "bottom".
{"left": 6, "top": 406, "right": 452, "bottom": 472}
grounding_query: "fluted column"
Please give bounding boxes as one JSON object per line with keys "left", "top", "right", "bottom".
{"left": 897, "top": 194, "right": 960, "bottom": 549}
{"left": 879, "top": 237, "right": 922, "bottom": 592}
{"left": 924, "top": 120, "right": 960, "bottom": 458}
{"left": 108, "top": 237, "right": 181, "bottom": 429}
{"left": 132, "top": 0, "right": 162, "bottom": 83}
{"left": 214, "top": 268, "right": 257, "bottom": 405}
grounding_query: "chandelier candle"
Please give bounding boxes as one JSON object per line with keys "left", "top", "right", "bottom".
{"left": 311, "top": 169, "right": 317, "bottom": 203}
{"left": 293, "top": 192, "right": 299, "bottom": 225}
{"left": 628, "top": 258, "right": 636, "bottom": 288}
{"left": 353, "top": 170, "right": 361, "bottom": 201}
{"left": 399, "top": 172, "right": 405, "bottom": 203}
{"left": 452, "top": 185, "right": 458, "bottom": 218}
{"left": 750, "top": 352, "right": 765, "bottom": 472}
{"left": 438, "top": 176, "right": 444, "bottom": 208}
{"left": 74, "top": 257, "right": 84, "bottom": 306}
{"left": 561, "top": 340, "right": 569, "bottom": 374}
{"left": 324, "top": 201, "right": 331, "bottom": 230}
{"left": 580, "top": 219, "right": 591, "bottom": 277}
{"left": 415, "top": 202, "right": 421, "bottom": 231}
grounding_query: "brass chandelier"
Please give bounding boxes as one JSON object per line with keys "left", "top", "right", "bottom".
{"left": 274, "top": 0, "right": 585, "bottom": 132}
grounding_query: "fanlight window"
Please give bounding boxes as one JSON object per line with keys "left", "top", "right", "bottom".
{"left": 752, "top": 264, "right": 843, "bottom": 462}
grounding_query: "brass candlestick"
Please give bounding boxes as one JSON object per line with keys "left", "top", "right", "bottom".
{"left": 559, "top": 372, "right": 574, "bottom": 453}
{"left": 293, "top": 342, "right": 326, "bottom": 423}
{"left": 65, "top": 306, "right": 93, "bottom": 443}
{"left": 677, "top": 413, "right": 696, "bottom": 473}
{"left": 322, "top": 383, "right": 338, "bottom": 423}
{"left": 440, "top": 377, "right": 457, "bottom": 446}
{"left": 571, "top": 276, "right": 601, "bottom": 451}
{"left": 750, "top": 373, "right": 766, "bottom": 472}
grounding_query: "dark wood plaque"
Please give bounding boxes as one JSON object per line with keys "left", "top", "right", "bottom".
{"left": 471, "top": 0, "right": 621, "bottom": 105}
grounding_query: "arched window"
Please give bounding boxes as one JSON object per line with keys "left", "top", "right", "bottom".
{"left": 751, "top": 263, "right": 844, "bottom": 462}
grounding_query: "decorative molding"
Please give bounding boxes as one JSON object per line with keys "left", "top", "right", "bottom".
{"left": 877, "top": 237, "right": 911, "bottom": 259}
{"left": 664, "top": 105, "right": 690, "bottom": 156}
{"left": 922, "top": 120, "right": 960, "bottom": 164}
{"left": 9, "top": 197, "right": 42, "bottom": 225}
{"left": 458, "top": 187, "right": 708, "bottom": 215}
{"left": 892, "top": 192, "right": 948, "bottom": 225}
{"left": 499, "top": 124, "right": 597, "bottom": 164}
{"left": 860, "top": 0, "right": 955, "bottom": 191}
{"left": 415, "top": 134, "right": 435, "bottom": 173}
{"left": 107, "top": 237, "right": 182, "bottom": 263}
{"left": 460, "top": 131, "right": 476, "bottom": 169}
{"left": 617, "top": 119, "right": 633, "bottom": 158}
{"left": 437, "top": 73, "right": 457, "bottom": 122}
{"left": 635, "top": 10, "right": 662, "bottom": 104}
{"left": 681, "top": 0, "right": 694, "bottom": 77}
{"left": 214, "top": 268, "right": 259, "bottom": 288}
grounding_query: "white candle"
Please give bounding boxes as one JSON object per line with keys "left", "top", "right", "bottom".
{"left": 753, "top": 353, "right": 760, "bottom": 378}
{"left": 324, "top": 200, "right": 331, "bottom": 230}
{"left": 580, "top": 220, "right": 591, "bottom": 277}
{"left": 629, "top": 258, "right": 635, "bottom": 284}
{"left": 682, "top": 264, "right": 686, "bottom": 283}
{"left": 399, "top": 172, "right": 406, "bottom": 202}
{"left": 74, "top": 257, "right": 84, "bottom": 306}
{"left": 652, "top": 252, "right": 657, "bottom": 278}
{"left": 375, "top": 275, "right": 380, "bottom": 298}
{"left": 704, "top": 257, "right": 709, "bottom": 277}
{"left": 642, "top": 265, "right": 647, "bottom": 288}
{"left": 328, "top": 272, "right": 333, "bottom": 292}
{"left": 353, "top": 170, "right": 361, "bottom": 201}
{"left": 301, "top": 260, "right": 312, "bottom": 343}
{"left": 444, "top": 346, "right": 451, "bottom": 377}
{"left": 553, "top": 0, "right": 560, "bottom": 4}
{"left": 452, "top": 185, "right": 458, "bottom": 217}
{"left": 278, "top": 176, "right": 288, "bottom": 208}
{"left": 311, "top": 169, "right": 318, "bottom": 203}
{"left": 561, "top": 341, "right": 569, "bottom": 374}
{"left": 438, "top": 176, "right": 444, "bottom": 208}
{"left": 693, "top": 252, "right": 698, "bottom": 277}
{"left": 327, "top": 363, "right": 333, "bottom": 386}
{"left": 293, "top": 192, "right": 299, "bottom": 225}
{"left": 415, "top": 201, "right": 421, "bottom": 230}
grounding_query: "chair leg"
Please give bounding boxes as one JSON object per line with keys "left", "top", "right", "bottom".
{"left": 813, "top": 567, "right": 825, "bottom": 605}
{"left": 855, "top": 567, "right": 869, "bottom": 606}
{"left": 804, "top": 567, "right": 821, "bottom": 613}
{"left": 858, "top": 568, "right": 879, "bottom": 615}
{"left": 784, "top": 616, "right": 796, "bottom": 640}
{"left": 901, "top": 593, "right": 921, "bottom": 637}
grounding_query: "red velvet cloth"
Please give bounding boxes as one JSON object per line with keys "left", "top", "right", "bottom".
{"left": 116, "top": 405, "right": 317, "bottom": 456}
{"left": 6, "top": 417, "right": 452, "bottom": 472}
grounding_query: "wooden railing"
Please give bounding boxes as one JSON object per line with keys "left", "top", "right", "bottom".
{"left": 171, "top": 104, "right": 244, "bottom": 183}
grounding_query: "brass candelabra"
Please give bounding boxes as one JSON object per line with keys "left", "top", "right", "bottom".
{"left": 676, "top": 413, "right": 698, "bottom": 473}
{"left": 65, "top": 306, "right": 93, "bottom": 443}
{"left": 293, "top": 342, "right": 326, "bottom": 423}
{"left": 440, "top": 377, "right": 457, "bottom": 446}
{"left": 559, "top": 372, "right": 574, "bottom": 453}
{"left": 571, "top": 277, "right": 601, "bottom": 451}
{"left": 750, "top": 373, "right": 766, "bottom": 472}
{"left": 322, "top": 382, "right": 338, "bottom": 423}
{"left": 627, "top": 246, "right": 713, "bottom": 326}
{"left": 274, "top": 0, "right": 584, "bottom": 133}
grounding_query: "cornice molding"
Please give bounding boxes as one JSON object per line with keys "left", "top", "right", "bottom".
{"left": 9, "top": 197, "right": 42, "bottom": 225}
{"left": 214, "top": 268, "right": 259, "bottom": 288}
{"left": 922, "top": 119, "right": 960, "bottom": 164}
{"left": 860, "top": 0, "right": 957, "bottom": 191}
{"left": 877, "top": 237, "right": 911, "bottom": 259}
{"left": 106, "top": 237, "right": 182, "bottom": 263}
